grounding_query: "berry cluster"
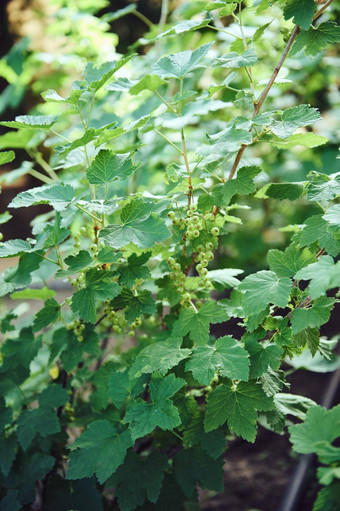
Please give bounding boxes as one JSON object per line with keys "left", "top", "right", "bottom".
{"left": 167, "top": 256, "right": 186, "bottom": 294}
{"left": 195, "top": 241, "right": 215, "bottom": 287}
{"left": 67, "top": 319, "right": 85, "bottom": 342}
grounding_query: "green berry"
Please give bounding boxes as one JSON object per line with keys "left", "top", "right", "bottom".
{"left": 211, "top": 227, "right": 219, "bottom": 236}
{"left": 196, "top": 263, "right": 203, "bottom": 273}
{"left": 90, "top": 243, "right": 97, "bottom": 252}
{"left": 167, "top": 211, "right": 175, "bottom": 219}
{"left": 0, "top": 233, "right": 3, "bottom": 242}
{"left": 206, "top": 251, "right": 214, "bottom": 261}
{"left": 206, "top": 242, "right": 214, "bottom": 250}
{"left": 200, "top": 268, "right": 208, "bottom": 276}
{"left": 190, "top": 204, "right": 197, "bottom": 212}
{"left": 128, "top": 330, "right": 135, "bottom": 337}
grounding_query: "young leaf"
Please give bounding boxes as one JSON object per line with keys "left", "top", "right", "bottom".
{"left": 0, "top": 239, "right": 33, "bottom": 258}
{"left": 100, "top": 199, "right": 171, "bottom": 249}
{"left": 117, "top": 251, "right": 151, "bottom": 287}
{"left": 130, "top": 338, "right": 191, "bottom": 378}
{"left": 153, "top": 42, "right": 213, "bottom": 78}
{"left": 299, "top": 215, "right": 340, "bottom": 257}
{"left": 267, "top": 245, "right": 315, "bottom": 277}
{"left": 185, "top": 335, "right": 249, "bottom": 385}
{"left": 270, "top": 105, "right": 321, "bottom": 139}
{"left": 0, "top": 150, "right": 15, "bottom": 165}
{"left": 204, "top": 381, "right": 274, "bottom": 441}
{"left": 0, "top": 434, "right": 17, "bottom": 476}
{"left": 306, "top": 172, "right": 340, "bottom": 202}
{"left": 260, "top": 183, "right": 304, "bottom": 201}
{"left": 84, "top": 55, "right": 135, "bottom": 92}
{"left": 323, "top": 205, "right": 340, "bottom": 226}
{"left": 113, "top": 288, "right": 156, "bottom": 322}
{"left": 33, "top": 298, "right": 61, "bottom": 332}
{"left": 291, "top": 297, "right": 335, "bottom": 335}
{"left": 124, "top": 374, "right": 186, "bottom": 440}
{"left": 129, "top": 75, "right": 166, "bottom": 95}
{"left": 56, "top": 250, "right": 93, "bottom": 278}
{"left": 283, "top": 0, "right": 315, "bottom": 30}
{"left": 172, "top": 301, "right": 227, "bottom": 345}
{"left": 67, "top": 420, "right": 133, "bottom": 484}
{"left": 238, "top": 270, "right": 292, "bottom": 315}
{"left": 10, "top": 286, "right": 56, "bottom": 300}
{"left": 221, "top": 166, "right": 261, "bottom": 206}
{"left": 213, "top": 49, "right": 257, "bottom": 68}
{"left": 86, "top": 150, "right": 138, "bottom": 185}
{"left": 289, "top": 405, "right": 340, "bottom": 460}
{"left": 292, "top": 21, "right": 340, "bottom": 57}
{"left": 245, "top": 339, "right": 282, "bottom": 378}
{"left": 110, "top": 451, "right": 168, "bottom": 511}
{"left": 295, "top": 256, "right": 340, "bottom": 299}
{"left": 9, "top": 184, "right": 75, "bottom": 211}
{"left": 0, "top": 114, "right": 58, "bottom": 129}
{"left": 38, "top": 384, "right": 69, "bottom": 408}
{"left": 156, "top": 19, "right": 210, "bottom": 39}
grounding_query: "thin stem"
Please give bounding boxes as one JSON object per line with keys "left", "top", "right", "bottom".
{"left": 55, "top": 245, "right": 65, "bottom": 269}
{"left": 28, "top": 150, "right": 59, "bottom": 181}
{"left": 75, "top": 203, "right": 101, "bottom": 223}
{"left": 190, "top": 300, "right": 198, "bottom": 313}
{"left": 239, "top": 3, "right": 255, "bottom": 97}
{"left": 28, "top": 168, "right": 54, "bottom": 185}
{"left": 132, "top": 9, "right": 154, "bottom": 29}
{"left": 181, "top": 128, "right": 193, "bottom": 207}
{"left": 35, "top": 251, "right": 59, "bottom": 265}
{"left": 226, "top": 0, "right": 335, "bottom": 181}
{"left": 155, "top": 90, "right": 178, "bottom": 114}
{"left": 208, "top": 24, "right": 243, "bottom": 40}
{"left": 153, "top": 129, "right": 183, "bottom": 155}
{"left": 49, "top": 129, "right": 71, "bottom": 143}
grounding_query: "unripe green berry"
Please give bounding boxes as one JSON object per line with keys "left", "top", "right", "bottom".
{"left": 0, "top": 233, "right": 3, "bottom": 242}
{"left": 167, "top": 211, "right": 175, "bottom": 219}
{"left": 193, "top": 230, "right": 200, "bottom": 238}
{"left": 196, "top": 263, "right": 203, "bottom": 273}
{"left": 200, "top": 268, "right": 208, "bottom": 276}
{"left": 80, "top": 227, "right": 87, "bottom": 234}
{"left": 206, "top": 251, "right": 214, "bottom": 261}
{"left": 211, "top": 227, "right": 219, "bottom": 236}
{"left": 90, "top": 243, "right": 98, "bottom": 252}
{"left": 206, "top": 242, "right": 214, "bottom": 250}
{"left": 128, "top": 330, "right": 135, "bottom": 337}
{"left": 190, "top": 204, "right": 197, "bottom": 212}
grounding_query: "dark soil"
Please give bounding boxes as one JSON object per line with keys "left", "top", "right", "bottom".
{"left": 201, "top": 370, "right": 337, "bottom": 511}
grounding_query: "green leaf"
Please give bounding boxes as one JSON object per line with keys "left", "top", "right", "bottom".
{"left": 207, "top": 268, "right": 243, "bottom": 288}
{"left": 0, "top": 490, "right": 21, "bottom": 511}
{"left": 0, "top": 114, "right": 58, "bottom": 129}
{"left": 67, "top": 420, "right": 133, "bottom": 484}
{"left": 101, "top": 4, "right": 137, "bottom": 22}
{"left": 84, "top": 55, "right": 135, "bottom": 92}
{"left": 221, "top": 166, "right": 261, "bottom": 206}
{"left": 274, "top": 393, "right": 316, "bottom": 420}
{"left": 130, "top": 338, "right": 191, "bottom": 378}
{"left": 129, "top": 75, "right": 167, "bottom": 94}
{"left": 0, "top": 434, "right": 17, "bottom": 476}
{"left": 204, "top": 381, "right": 274, "bottom": 441}
{"left": 214, "top": 49, "right": 257, "bottom": 68}
{"left": 291, "top": 297, "right": 335, "bottom": 335}
{"left": 186, "top": 335, "right": 249, "bottom": 385}
{"left": 0, "top": 212, "right": 12, "bottom": 225}
{"left": 156, "top": 19, "right": 210, "bottom": 39}
{"left": 0, "top": 239, "right": 33, "bottom": 258}
{"left": 172, "top": 301, "right": 227, "bottom": 345}
{"left": 314, "top": 483, "right": 340, "bottom": 511}
{"left": 108, "top": 370, "right": 146, "bottom": 409}
{"left": 9, "top": 184, "right": 75, "bottom": 211}
{"left": 293, "top": 326, "right": 320, "bottom": 356}
{"left": 289, "top": 405, "right": 340, "bottom": 461}
{"left": 306, "top": 172, "right": 340, "bottom": 202}
{"left": 267, "top": 245, "right": 315, "bottom": 277}
{"left": 238, "top": 270, "right": 291, "bottom": 315}
{"left": 270, "top": 105, "right": 321, "bottom": 139}
{"left": 113, "top": 288, "right": 156, "bottom": 322}
{"left": 10, "top": 286, "right": 56, "bottom": 300}
{"left": 173, "top": 448, "right": 224, "bottom": 497}
{"left": 56, "top": 250, "right": 93, "bottom": 278}
{"left": 110, "top": 451, "right": 168, "bottom": 511}
{"left": 100, "top": 198, "right": 171, "bottom": 249}
{"left": 0, "top": 398, "right": 12, "bottom": 431}
{"left": 86, "top": 150, "right": 138, "bottom": 185}
{"left": 299, "top": 215, "right": 340, "bottom": 257}
{"left": 38, "top": 384, "right": 70, "bottom": 408}
{"left": 270, "top": 132, "right": 328, "bottom": 149}
{"left": 1, "top": 327, "right": 42, "bottom": 371}
{"left": 17, "top": 408, "right": 60, "bottom": 450}
{"left": 33, "top": 298, "right": 60, "bottom": 332}
{"left": 245, "top": 339, "right": 282, "bottom": 378}
{"left": 292, "top": 21, "right": 340, "bottom": 57}
{"left": 260, "top": 183, "right": 304, "bottom": 201}
{"left": 71, "top": 269, "right": 121, "bottom": 323}
{"left": 283, "top": 0, "right": 315, "bottom": 30}
{"left": 124, "top": 374, "right": 186, "bottom": 440}
{"left": 153, "top": 42, "right": 213, "bottom": 78}
{"left": 117, "top": 251, "right": 151, "bottom": 287}
{"left": 323, "top": 205, "right": 340, "bottom": 226}
{"left": 0, "top": 150, "right": 15, "bottom": 165}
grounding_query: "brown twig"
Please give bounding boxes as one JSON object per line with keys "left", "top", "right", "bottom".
{"left": 227, "top": 0, "right": 335, "bottom": 181}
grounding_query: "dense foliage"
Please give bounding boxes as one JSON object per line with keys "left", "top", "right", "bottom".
{"left": 0, "top": 0, "right": 339, "bottom": 509}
